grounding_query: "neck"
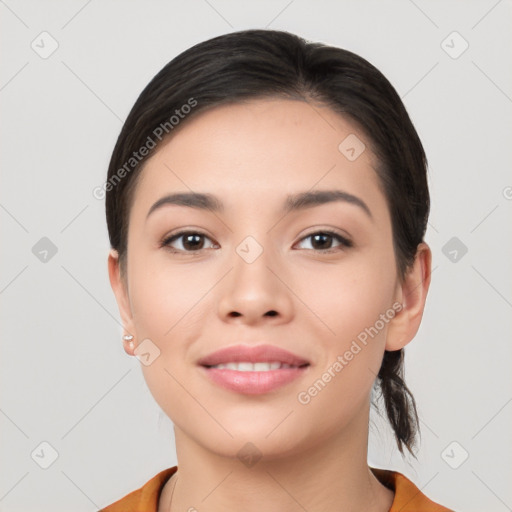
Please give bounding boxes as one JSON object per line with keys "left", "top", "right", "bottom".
{"left": 160, "top": 405, "right": 394, "bottom": 512}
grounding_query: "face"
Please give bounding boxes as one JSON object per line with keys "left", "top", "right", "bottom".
{"left": 111, "top": 98, "right": 408, "bottom": 460}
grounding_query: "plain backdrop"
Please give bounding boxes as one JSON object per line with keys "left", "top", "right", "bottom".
{"left": 1, "top": 1, "right": 511, "bottom": 511}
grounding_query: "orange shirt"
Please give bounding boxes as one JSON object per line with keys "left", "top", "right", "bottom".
{"left": 99, "top": 466, "right": 453, "bottom": 511}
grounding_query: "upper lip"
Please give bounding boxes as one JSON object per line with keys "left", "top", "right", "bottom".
{"left": 197, "top": 344, "right": 310, "bottom": 367}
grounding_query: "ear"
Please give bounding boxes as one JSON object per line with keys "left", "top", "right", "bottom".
{"left": 385, "top": 242, "right": 432, "bottom": 351}
{"left": 108, "top": 249, "right": 136, "bottom": 356}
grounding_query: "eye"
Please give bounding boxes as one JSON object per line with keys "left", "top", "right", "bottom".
{"left": 161, "top": 231, "right": 217, "bottom": 253}
{"left": 295, "top": 230, "right": 353, "bottom": 253}
{"left": 161, "top": 229, "right": 352, "bottom": 255}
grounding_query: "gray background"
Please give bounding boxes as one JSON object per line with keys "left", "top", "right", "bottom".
{"left": 1, "top": 1, "right": 511, "bottom": 511}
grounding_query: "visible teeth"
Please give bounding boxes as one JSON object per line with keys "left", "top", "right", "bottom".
{"left": 209, "top": 361, "right": 294, "bottom": 371}
{"left": 255, "top": 362, "right": 281, "bottom": 371}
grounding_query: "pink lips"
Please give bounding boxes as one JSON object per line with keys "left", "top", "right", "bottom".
{"left": 197, "top": 344, "right": 310, "bottom": 395}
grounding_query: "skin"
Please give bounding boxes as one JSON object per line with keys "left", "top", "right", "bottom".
{"left": 108, "top": 98, "right": 431, "bottom": 512}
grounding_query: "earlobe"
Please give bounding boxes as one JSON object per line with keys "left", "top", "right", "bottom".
{"left": 108, "top": 249, "right": 137, "bottom": 355}
{"left": 385, "top": 242, "right": 432, "bottom": 351}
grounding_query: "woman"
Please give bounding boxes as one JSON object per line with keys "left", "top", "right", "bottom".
{"left": 100, "top": 28, "right": 452, "bottom": 511}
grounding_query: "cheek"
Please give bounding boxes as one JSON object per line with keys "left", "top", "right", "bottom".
{"left": 128, "top": 248, "right": 211, "bottom": 338}
{"left": 129, "top": 259, "right": 213, "bottom": 428}
{"left": 127, "top": 248, "right": 213, "bottom": 387}
{"left": 296, "top": 283, "right": 393, "bottom": 431}
{"left": 304, "top": 248, "right": 397, "bottom": 343}
{"left": 296, "top": 246, "right": 396, "bottom": 404}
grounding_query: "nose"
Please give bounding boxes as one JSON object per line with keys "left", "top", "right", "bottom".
{"left": 216, "top": 239, "right": 294, "bottom": 326}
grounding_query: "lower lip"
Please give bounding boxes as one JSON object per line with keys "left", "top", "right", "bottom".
{"left": 199, "top": 366, "right": 309, "bottom": 394}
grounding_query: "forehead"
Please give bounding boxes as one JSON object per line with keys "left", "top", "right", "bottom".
{"left": 130, "top": 98, "right": 386, "bottom": 220}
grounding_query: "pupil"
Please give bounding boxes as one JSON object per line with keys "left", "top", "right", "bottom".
{"left": 313, "top": 233, "right": 331, "bottom": 250}
{"left": 184, "top": 234, "right": 203, "bottom": 250}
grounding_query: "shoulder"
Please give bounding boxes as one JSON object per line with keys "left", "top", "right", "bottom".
{"left": 98, "top": 466, "right": 177, "bottom": 512}
{"left": 371, "top": 467, "right": 454, "bottom": 512}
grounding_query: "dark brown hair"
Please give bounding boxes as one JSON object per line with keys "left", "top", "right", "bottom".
{"left": 105, "top": 29, "right": 428, "bottom": 455}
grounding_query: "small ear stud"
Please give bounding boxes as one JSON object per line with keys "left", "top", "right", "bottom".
{"left": 123, "top": 334, "right": 135, "bottom": 350}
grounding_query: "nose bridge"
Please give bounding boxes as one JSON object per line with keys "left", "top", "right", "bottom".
{"left": 230, "top": 231, "right": 276, "bottom": 295}
{"left": 217, "top": 230, "right": 292, "bottom": 322}
{"left": 235, "top": 234, "right": 268, "bottom": 267}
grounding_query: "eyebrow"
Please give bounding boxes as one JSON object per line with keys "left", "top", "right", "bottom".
{"left": 146, "top": 190, "right": 372, "bottom": 220}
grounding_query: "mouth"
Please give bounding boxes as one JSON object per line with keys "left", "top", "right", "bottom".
{"left": 197, "top": 344, "right": 311, "bottom": 394}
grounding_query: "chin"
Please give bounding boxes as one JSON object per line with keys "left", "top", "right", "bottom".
{"left": 193, "top": 424, "right": 312, "bottom": 461}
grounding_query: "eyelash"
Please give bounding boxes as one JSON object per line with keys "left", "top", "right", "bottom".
{"left": 160, "top": 229, "right": 353, "bottom": 255}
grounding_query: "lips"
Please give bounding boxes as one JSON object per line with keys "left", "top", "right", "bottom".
{"left": 197, "top": 344, "right": 310, "bottom": 368}
{"left": 198, "top": 344, "right": 310, "bottom": 394}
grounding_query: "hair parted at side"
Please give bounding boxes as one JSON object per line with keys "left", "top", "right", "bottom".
{"left": 105, "top": 28, "right": 429, "bottom": 456}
